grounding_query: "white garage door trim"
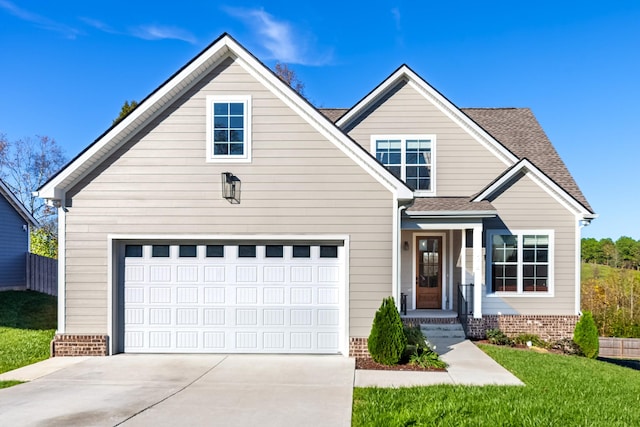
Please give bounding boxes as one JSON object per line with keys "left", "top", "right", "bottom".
{"left": 107, "top": 235, "right": 350, "bottom": 356}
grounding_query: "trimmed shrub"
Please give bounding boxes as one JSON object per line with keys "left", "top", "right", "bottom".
{"left": 403, "top": 325, "right": 427, "bottom": 348}
{"left": 368, "top": 297, "right": 407, "bottom": 365}
{"left": 574, "top": 311, "right": 600, "bottom": 358}
{"left": 486, "top": 328, "right": 513, "bottom": 346}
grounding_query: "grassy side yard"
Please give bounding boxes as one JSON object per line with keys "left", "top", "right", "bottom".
{"left": 353, "top": 344, "right": 640, "bottom": 426}
{"left": 0, "top": 291, "right": 57, "bottom": 387}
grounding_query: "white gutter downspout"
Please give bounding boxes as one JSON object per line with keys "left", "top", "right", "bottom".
{"left": 56, "top": 197, "right": 66, "bottom": 334}
{"left": 393, "top": 202, "right": 409, "bottom": 309}
{"left": 576, "top": 216, "right": 590, "bottom": 315}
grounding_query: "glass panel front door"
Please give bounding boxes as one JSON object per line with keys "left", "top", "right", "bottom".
{"left": 416, "top": 237, "right": 442, "bottom": 309}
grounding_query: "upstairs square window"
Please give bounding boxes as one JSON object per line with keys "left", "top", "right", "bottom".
{"left": 373, "top": 135, "right": 435, "bottom": 192}
{"left": 206, "top": 95, "right": 251, "bottom": 162}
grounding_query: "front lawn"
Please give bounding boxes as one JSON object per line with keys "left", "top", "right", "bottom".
{"left": 353, "top": 344, "right": 640, "bottom": 426}
{"left": 0, "top": 291, "right": 57, "bottom": 386}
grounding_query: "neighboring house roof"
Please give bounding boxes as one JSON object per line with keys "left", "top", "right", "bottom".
{"left": 37, "top": 33, "right": 413, "bottom": 201}
{"left": 0, "top": 179, "right": 39, "bottom": 227}
{"left": 462, "top": 108, "right": 593, "bottom": 213}
{"left": 405, "top": 197, "right": 496, "bottom": 217}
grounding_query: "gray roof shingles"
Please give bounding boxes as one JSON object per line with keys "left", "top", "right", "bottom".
{"left": 407, "top": 197, "right": 495, "bottom": 214}
{"left": 318, "top": 107, "right": 593, "bottom": 213}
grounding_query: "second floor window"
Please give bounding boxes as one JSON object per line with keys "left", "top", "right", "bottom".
{"left": 206, "top": 95, "right": 251, "bottom": 162}
{"left": 373, "top": 135, "right": 435, "bottom": 192}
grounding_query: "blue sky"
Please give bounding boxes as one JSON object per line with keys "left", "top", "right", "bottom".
{"left": 1, "top": 1, "right": 638, "bottom": 239}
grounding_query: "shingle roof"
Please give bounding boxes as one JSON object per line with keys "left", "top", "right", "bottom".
{"left": 318, "top": 108, "right": 348, "bottom": 122}
{"left": 406, "top": 197, "right": 495, "bottom": 214}
{"left": 461, "top": 108, "right": 592, "bottom": 212}
{"left": 319, "top": 107, "right": 592, "bottom": 213}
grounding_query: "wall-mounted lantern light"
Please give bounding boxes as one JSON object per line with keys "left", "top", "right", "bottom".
{"left": 403, "top": 241, "right": 410, "bottom": 251}
{"left": 221, "top": 172, "right": 241, "bottom": 204}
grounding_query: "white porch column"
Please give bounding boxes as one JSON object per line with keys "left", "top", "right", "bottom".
{"left": 472, "top": 224, "right": 483, "bottom": 319}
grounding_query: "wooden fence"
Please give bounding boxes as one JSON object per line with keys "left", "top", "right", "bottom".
{"left": 599, "top": 337, "right": 640, "bottom": 359}
{"left": 26, "top": 253, "right": 58, "bottom": 296}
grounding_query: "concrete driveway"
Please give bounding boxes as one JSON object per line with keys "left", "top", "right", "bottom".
{"left": 0, "top": 355, "right": 355, "bottom": 427}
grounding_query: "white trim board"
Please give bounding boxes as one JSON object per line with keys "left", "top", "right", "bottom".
{"left": 38, "top": 34, "right": 413, "bottom": 203}
{"left": 473, "top": 158, "right": 594, "bottom": 218}
{"left": 337, "top": 65, "right": 517, "bottom": 167}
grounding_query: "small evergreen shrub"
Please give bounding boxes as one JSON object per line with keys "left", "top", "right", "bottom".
{"left": 574, "top": 311, "right": 600, "bottom": 358}
{"left": 368, "top": 297, "right": 407, "bottom": 365}
{"left": 486, "top": 328, "right": 513, "bottom": 346}
{"left": 403, "top": 325, "right": 427, "bottom": 348}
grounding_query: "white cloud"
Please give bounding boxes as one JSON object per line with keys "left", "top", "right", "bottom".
{"left": 80, "top": 17, "right": 197, "bottom": 45}
{"left": 0, "top": 0, "right": 80, "bottom": 39}
{"left": 223, "top": 6, "right": 332, "bottom": 66}
{"left": 131, "top": 25, "right": 197, "bottom": 44}
{"left": 79, "top": 17, "right": 120, "bottom": 35}
{"left": 391, "top": 7, "right": 401, "bottom": 31}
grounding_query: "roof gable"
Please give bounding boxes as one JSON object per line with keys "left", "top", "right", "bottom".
{"left": 38, "top": 34, "right": 413, "bottom": 201}
{"left": 473, "top": 158, "right": 595, "bottom": 218}
{"left": 336, "top": 65, "right": 518, "bottom": 167}
{"left": 463, "top": 108, "right": 592, "bottom": 212}
{"left": 0, "top": 179, "right": 39, "bottom": 227}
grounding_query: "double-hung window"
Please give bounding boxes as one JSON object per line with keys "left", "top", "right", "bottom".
{"left": 372, "top": 135, "right": 435, "bottom": 192}
{"left": 488, "top": 230, "right": 553, "bottom": 295}
{"left": 206, "top": 95, "right": 251, "bottom": 162}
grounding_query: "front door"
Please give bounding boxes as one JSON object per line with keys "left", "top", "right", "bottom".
{"left": 416, "top": 236, "right": 442, "bottom": 309}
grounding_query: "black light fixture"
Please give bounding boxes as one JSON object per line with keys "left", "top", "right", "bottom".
{"left": 221, "top": 172, "right": 241, "bottom": 204}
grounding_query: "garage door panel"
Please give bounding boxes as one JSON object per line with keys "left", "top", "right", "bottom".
{"left": 123, "top": 242, "right": 344, "bottom": 354}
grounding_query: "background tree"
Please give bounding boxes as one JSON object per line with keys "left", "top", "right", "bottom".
{"left": 113, "top": 100, "right": 139, "bottom": 125}
{"left": 581, "top": 237, "right": 601, "bottom": 264}
{"left": 0, "top": 134, "right": 66, "bottom": 257}
{"left": 274, "top": 62, "right": 305, "bottom": 96}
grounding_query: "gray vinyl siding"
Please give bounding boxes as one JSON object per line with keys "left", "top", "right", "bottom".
{"left": 64, "top": 57, "right": 395, "bottom": 337}
{"left": 344, "top": 81, "right": 506, "bottom": 196}
{"left": 0, "top": 195, "right": 28, "bottom": 288}
{"left": 483, "top": 172, "right": 577, "bottom": 315}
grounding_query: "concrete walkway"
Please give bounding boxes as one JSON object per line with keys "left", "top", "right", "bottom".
{"left": 355, "top": 338, "right": 523, "bottom": 387}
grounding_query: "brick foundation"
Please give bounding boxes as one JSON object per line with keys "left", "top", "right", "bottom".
{"left": 349, "top": 337, "right": 370, "bottom": 358}
{"left": 465, "top": 315, "right": 579, "bottom": 342}
{"left": 51, "top": 334, "right": 109, "bottom": 357}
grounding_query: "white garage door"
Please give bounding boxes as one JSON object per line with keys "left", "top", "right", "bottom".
{"left": 123, "top": 242, "right": 345, "bottom": 354}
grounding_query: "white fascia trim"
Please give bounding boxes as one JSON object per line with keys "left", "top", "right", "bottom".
{"left": 229, "top": 49, "right": 413, "bottom": 200}
{"left": 38, "top": 37, "right": 234, "bottom": 200}
{"left": 0, "top": 180, "right": 39, "bottom": 226}
{"left": 405, "top": 211, "right": 497, "bottom": 218}
{"left": 473, "top": 159, "right": 593, "bottom": 217}
{"left": 337, "top": 65, "right": 517, "bottom": 167}
{"left": 57, "top": 198, "right": 66, "bottom": 334}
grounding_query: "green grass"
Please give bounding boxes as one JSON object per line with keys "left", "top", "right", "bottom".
{"left": 581, "top": 262, "right": 640, "bottom": 282}
{"left": 352, "top": 344, "right": 640, "bottom": 426}
{"left": 0, "top": 291, "right": 57, "bottom": 387}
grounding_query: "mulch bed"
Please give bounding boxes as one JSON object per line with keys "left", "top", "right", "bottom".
{"left": 356, "top": 357, "right": 447, "bottom": 372}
